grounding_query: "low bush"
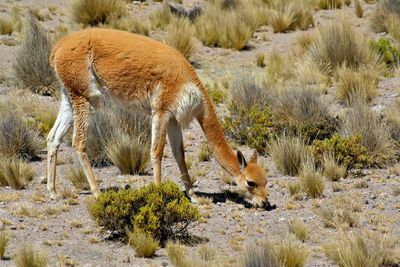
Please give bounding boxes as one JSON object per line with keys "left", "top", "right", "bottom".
{"left": 13, "top": 13, "right": 57, "bottom": 96}
{"left": 269, "top": 136, "right": 312, "bottom": 176}
{"left": 165, "top": 16, "right": 196, "bottom": 60}
{"left": 13, "top": 244, "right": 48, "bottom": 267}
{"left": 0, "top": 156, "right": 35, "bottom": 189}
{"left": 128, "top": 230, "right": 159, "bottom": 258}
{"left": 70, "top": 0, "right": 126, "bottom": 26}
{"left": 369, "top": 38, "right": 400, "bottom": 69}
{"left": 88, "top": 182, "right": 200, "bottom": 243}
{"left": 312, "top": 133, "right": 371, "bottom": 169}
{"left": 0, "top": 115, "right": 42, "bottom": 160}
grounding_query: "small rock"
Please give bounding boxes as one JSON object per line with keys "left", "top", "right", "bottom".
{"left": 370, "top": 194, "right": 377, "bottom": 200}
{"left": 365, "top": 200, "right": 369, "bottom": 204}
{"left": 278, "top": 217, "right": 286, "bottom": 221}
{"left": 39, "top": 176, "right": 47, "bottom": 184}
{"left": 10, "top": 225, "right": 17, "bottom": 230}
{"left": 162, "top": 262, "right": 168, "bottom": 267}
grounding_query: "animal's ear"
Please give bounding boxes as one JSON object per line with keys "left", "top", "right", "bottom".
{"left": 237, "top": 150, "right": 247, "bottom": 169}
{"left": 249, "top": 150, "right": 258, "bottom": 164}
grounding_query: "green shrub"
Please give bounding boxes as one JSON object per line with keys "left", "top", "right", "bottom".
{"left": 13, "top": 13, "right": 57, "bottom": 96}
{"left": 312, "top": 133, "right": 371, "bottom": 169}
{"left": 88, "top": 182, "right": 200, "bottom": 244}
{"left": 70, "top": 0, "right": 126, "bottom": 26}
{"left": 369, "top": 38, "right": 400, "bottom": 68}
{"left": 0, "top": 115, "right": 42, "bottom": 160}
{"left": 0, "top": 156, "right": 35, "bottom": 189}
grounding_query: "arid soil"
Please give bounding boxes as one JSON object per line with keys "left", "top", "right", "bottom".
{"left": 0, "top": 1, "right": 399, "bottom": 266}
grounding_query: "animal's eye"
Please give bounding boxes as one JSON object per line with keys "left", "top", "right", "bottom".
{"left": 246, "top": 181, "right": 257, "bottom": 188}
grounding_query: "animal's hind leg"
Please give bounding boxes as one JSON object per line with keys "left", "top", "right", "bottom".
{"left": 167, "top": 117, "right": 197, "bottom": 203}
{"left": 47, "top": 88, "right": 73, "bottom": 199}
{"left": 72, "top": 95, "right": 101, "bottom": 197}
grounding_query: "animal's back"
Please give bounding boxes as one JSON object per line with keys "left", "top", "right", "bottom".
{"left": 50, "top": 28, "right": 196, "bottom": 104}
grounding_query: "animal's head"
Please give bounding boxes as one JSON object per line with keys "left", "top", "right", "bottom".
{"left": 235, "top": 150, "right": 270, "bottom": 209}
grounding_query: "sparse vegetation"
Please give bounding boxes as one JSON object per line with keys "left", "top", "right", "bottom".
{"left": 66, "top": 165, "right": 89, "bottom": 190}
{"left": 13, "top": 13, "right": 57, "bottom": 96}
{"left": 369, "top": 38, "right": 400, "bottom": 69}
{"left": 14, "top": 244, "right": 48, "bottom": 267}
{"left": 0, "top": 156, "right": 35, "bottom": 189}
{"left": 70, "top": 0, "right": 126, "bottom": 26}
{"left": 128, "top": 230, "right": 159, "bottom": 258}
{"left": 269, "top": 136, "right": 311, "bottom": 176}
{"left": 88, "top": 182, "right": 200, "bottom": 243}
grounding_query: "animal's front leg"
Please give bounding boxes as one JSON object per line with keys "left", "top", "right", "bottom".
{"left": 151, "top": 112, "right": 168, "bottom": 184}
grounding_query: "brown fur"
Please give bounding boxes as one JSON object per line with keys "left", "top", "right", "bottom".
{"left": 48, "top": 28, "right": 269, "bottom": 207}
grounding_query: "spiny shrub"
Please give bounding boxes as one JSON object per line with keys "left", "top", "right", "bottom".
{"left": 70, "top": 0, "right": 126, "bottom": 26}
{"left": 341, "top": 98, "right": 396, "bottom": 167}
{"left": 308, "top": 20, "right": 381, "bottom": 73}
{"left": 369, "top": 38, "right": 400, "bottom": 69}
{"left": 0, "top": 156, "right": 35, "bottom": 189}
{"left": 128, "top": 230, "right": 159, "bottom": 258}
{"left": 336, "top": 65, "right": 379, "bottom": 103}
{"left": 268, "top": 0, "right": 314, "bottom": 33}
{"left": 105, "top": 135, "right": 150, "bottom": 175}
{"left": 273, "top": 88, "right": 337, "bottom": 143}
{"left": 223, "top": 74, "right": 274, "bottom": 154}
{"left": 88, "top": 182, "right": 200, "bottom": 243}
{"left": 323, "top": 231, "right": 399, "bottom": 266}
{"left": 13, "top": 13, "right": 57, "bottom": 96}
{"left": 0, "top": 231, "right": 8, "bottom": 260}
{"left": 312, "top": 133, "right": 371, "bottom": 169}
{"left": 165, "top": 16, "right": 196, "bottom": 60}
{"left": 0, "top": 115, "right": 42, "bottom": 160}
{"left": 14, "top": 244, "right": 48, "bottom": 267}
{"left": 269, "top": 136, "right": 312, "bottom": 176}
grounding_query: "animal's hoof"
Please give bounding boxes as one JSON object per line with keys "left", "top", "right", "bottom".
{"left": 93, "top": 190, "right": 101, "bottom": 198}
{"left": 49, "top": 191, "right": 59, "bottom": 200}
{"left": 190, "top": 195, "right": 199, "bottom": 204}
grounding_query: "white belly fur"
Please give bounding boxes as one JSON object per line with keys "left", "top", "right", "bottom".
{"left": 174, "top": 82, "right": 204, "bottom": 128}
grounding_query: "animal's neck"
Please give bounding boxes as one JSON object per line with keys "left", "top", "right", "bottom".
{"left": 196, "top": 88, "right": 241, "bottom": 177}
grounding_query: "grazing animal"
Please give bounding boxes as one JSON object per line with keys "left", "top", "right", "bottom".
{"left": 47, "top": 28, "right": 271, "bottom": 208}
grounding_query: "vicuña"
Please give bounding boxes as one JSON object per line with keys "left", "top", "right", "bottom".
{"left": 47, "top": 28, "right": 270, "bottom": 208}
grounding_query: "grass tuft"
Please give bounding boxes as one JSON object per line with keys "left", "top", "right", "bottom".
{"left": 70, "top": 0, "right": 126, "bottom": 26}
{"left": 14, "top": 244, "right": 48, "bottom": 267}
{"left": 288, "top": 219, "right": 308, "bottom": 242}
{"left": 128, "top": 230, "right": 159, "bottom": 258}
{"left": 165, "top": 16, "right": 196, "bottom": 60}
{"left": 239, "top": 241, "right": 279, "bottom": 267}
{"left": 66, "top": 165, "right": 89, "bottom": 190}
{"left": 273, "top": 238, "right": 309, "bottom": 267}
{"left": 299, "top": 162, "right": 324, "bottom": 198}
{"left": 0, "top": 156, "right": 35, "bottom": 189}
{"left": 322, "top": 153, "right": 346, "bottom": 181}
{"left": 0, "top": 231, "right": 8, "bottom": 260}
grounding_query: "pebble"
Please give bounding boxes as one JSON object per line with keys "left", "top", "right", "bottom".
{"left": 371, "top": 194, "right": 377, "bottom": 200}
{"left": 278, "top": 217, "right": 286, "bottom": 221}
{"left": 10, "top": 225, "right": 17, "bottom": 230}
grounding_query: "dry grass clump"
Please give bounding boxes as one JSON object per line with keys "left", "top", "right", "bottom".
{"left": 386, "top": 100, "right": 400, "bottom": 145}
{"left": 239, "top": 241, "right": 279, "bottom": 267}
{"left": 87, "top": 101, "right": 151, "bottom": 166}
{"left": 341, "top": 97, "right": 396, "bottom": 167}
{"left": 13, "top": 13, "right": 57, "bottom": 96}
{"left": 354, "top": 0, "right": 364, "bottom": 17}
{"left": 323, "top": 231, "right": 399, "bottom": 267}
{"left": 291, "top": 56, "right": 330, "bottom": 88}
{"left": 336, "top": 65, "right": 379, "bottom": 103}
{"left": 0, "top": 115, "right": 42, "bottom": 160}
{"left": 66, "top": 165, "right": 89, "bottom": 190}
{"left": 308, "top": 20, "right": 381, "bottom": 74}
{"left": 269, "top": 136, "right": 312, "bottom": 176}
{"left": 287, "top": 181, "right": 302, "bottom": 196}
{"left": 299, "top": 162, "right": 325, "bottom": 198}
{"left": 370, "top": 0, "right": 400, "bottom": 33}
{"left": 0, "top": 231, "right": 8, "bottom": 260}
{"left": 268, "top": 0, "right": 314, "bottom": 33}
{"left": 0, "top": 156, "right": 35, "bottom": 189}
{"left": 165, "top": 16, "right": 196, "bottom": 60}
{"left": 0, "top": 16, "right": 15, "bottom": 35}
{"left": 273, "top": 88, "right": 337, "bottom": 142}
{"left": 195, "top": 1, "right": 265, "bottom": 50}
{"left": 166, "top": 242, "right": 193, "bottom": 267}
{"left": 288, "top": 219, "right": 308, "bottom": 242}
{"left": 127, "top": 230, "right": 159, "bottom": 258}
{"left": 322, "top": 153, "right": 346, "bottom": 181}
{"left": 70, "top": 0, "right": 126, "bottom": 26}
{"left": 315, "top": 0, "right": 344, "bottom": 9}
{"left": 14, "top": 244, "right": 48, "bottom": 267}
{"left": 150, "top": 1, "right": 173, "bottom": 30}
{"left": 105, "top": 136, "right": 150, "bottom": 175}
{"left": 319, "top": 206, "right": 357, "bottom": 229}
{"left": 266, "top": 51, "right": 287, "bottom": 84}
{"left": 198, "top": 143, "right": 212, "bottom": 162}
{"left": 108, "top": 15, "right": 150, "bottom": 36}
{"left": 273, "top": 238, "right": 309, "bottom": 267}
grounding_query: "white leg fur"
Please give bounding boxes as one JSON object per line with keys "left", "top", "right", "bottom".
{"left": 47, "top": 88, "right": 73, "bottom": 199}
